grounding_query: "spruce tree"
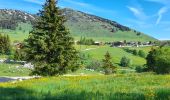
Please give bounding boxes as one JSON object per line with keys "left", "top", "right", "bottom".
{"left": 102, "top": 52, "right": 116, "bottom": 75}
{"left": 24, "top": 0, "right": 79, "bottom": 76}
{"left": 0, "top": 34, "right": 11, "bottom": 55}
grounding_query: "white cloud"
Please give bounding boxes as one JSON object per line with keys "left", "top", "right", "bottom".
{"left": 127, "top": 6, "right": 147, "bottom": 20}
{"left": 145, "top": 0, "right": 170, "bottom": 25}
{"left": 156, "top": 7, "right": 169, "bottom": 25}
{"left": 23, "top": 0, "right": 44, "bottom": 5}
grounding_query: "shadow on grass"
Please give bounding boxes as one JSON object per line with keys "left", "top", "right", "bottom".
{"left": 0, "top": 87, "right": 170, "bottom": 100}
{"left": 0, "top": 87, "right": 37, "bottom": 100}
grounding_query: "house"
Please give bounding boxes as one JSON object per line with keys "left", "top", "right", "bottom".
{"left": 111, "top": 41, "right": 125, "bottom": 47}
{"left": 94, "top": 41, "right": 103, "bottom": 46}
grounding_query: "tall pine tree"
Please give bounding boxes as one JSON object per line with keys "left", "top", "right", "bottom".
{"left": 24, "top": 0, "right": 79, "bottom": 76}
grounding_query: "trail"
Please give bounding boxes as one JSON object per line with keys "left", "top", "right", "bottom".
{"left": 81, "top": 47, "right": 100, "bottom": 51}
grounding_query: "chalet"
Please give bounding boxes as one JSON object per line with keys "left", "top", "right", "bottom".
{"left": 111, "top": 41, "right": 125, "bottom": 47}
{"left": 94, "top": 41, "right": 103, "bottom": 46}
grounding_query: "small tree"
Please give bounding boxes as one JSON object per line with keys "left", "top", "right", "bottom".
{"left": 138, "top": 50, "right": 146, "bottom": 58}
{"left": 120, "top": 56, "right": 131, "bottom": 67}
{"left": 0, "top": 34, "right": 11, "bottom": 55}
{"left": 102, "top": 52, "right": 116, "bottom": 75}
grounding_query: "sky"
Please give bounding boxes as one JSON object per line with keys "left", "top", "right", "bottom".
{"left": 0, "top": 0, "right": 170, "bottom": 40}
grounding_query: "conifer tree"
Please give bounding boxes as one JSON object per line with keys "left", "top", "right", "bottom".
{"left": 0, "top": 34, "right": 11, "bottom": 55}
{"left": 24, "top": 0, "right": 79, "bottom": 76}
{"left": 102, "top": 52, "right": 116, "bottom": 75}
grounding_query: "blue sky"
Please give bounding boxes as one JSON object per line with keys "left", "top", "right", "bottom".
{"left": 0, "top": 0, "right": 170, "bottom": 40}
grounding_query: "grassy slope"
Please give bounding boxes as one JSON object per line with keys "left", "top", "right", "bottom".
{"left": 0, "top": 21, "right": 157, "bottom": 42}
{"left": 0, "top": 22, "right": 31, "bottom": 42}
{"left": 65, "top": 13, "right": 157, "bottom": 42}
{"left": 0, "top": 74, "right": 170, "bottom": 100}
{"left": 76, "top": 45, "right": 146, "bottom": 66}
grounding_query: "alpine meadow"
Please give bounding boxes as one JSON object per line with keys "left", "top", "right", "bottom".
{"left": 0, "top": 0, "right": 170, "bottom": 100}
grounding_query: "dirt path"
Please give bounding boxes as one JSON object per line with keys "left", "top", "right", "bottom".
{"left": 81, "top": 47, "right": 100, "bottom": 51}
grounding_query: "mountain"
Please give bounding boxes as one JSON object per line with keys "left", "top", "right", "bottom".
{"left": 0, "top": 8, "right": 157, "bottom": 42}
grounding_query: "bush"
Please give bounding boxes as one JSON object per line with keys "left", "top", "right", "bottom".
{"left": 146, "top": 47, "right": 170, "bottom": 74}
{"left": 120, "top": 56, "right": 132, "bottom": 67}
{"left": 138, "top": 50, "right": 146, "bottom": 58}
{"left": 86, "top": 60, "right": 103, "bottom": 71}
{"left": 132, "top": 50, "right": 138, "bottom": 55}
{"left": 135, "top": 65, "right": 147, "bottom": 73}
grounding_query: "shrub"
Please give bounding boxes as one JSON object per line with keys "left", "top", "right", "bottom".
{"left": 120, "top": 56, "right": 132, "bottom": 67}
{"left": 132, "top": 50, "right": 138, "bottom": 55}
{"left": 86, "top": 60, "right": 103, "bottom": 71}
{"left": 135, "top": 65, "right": 147, "bottom": 73}
{"left": 138, "top": 50, "right": 146, "bottom": 58}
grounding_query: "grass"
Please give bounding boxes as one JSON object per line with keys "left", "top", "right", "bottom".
{"left": 68, "top": 69, "right": 101, "bottom": 75}
{"left": 79, "top": 45, "right": 146, "bottom": 66}
{"left": 0, "top": 63, "right": 30, "bottom": 76}
{"left": 0, "top": 22, "right": 31, "bottom": 42}
{"left": 0, "top": 74, "right": 170, "bottom": 100}
{"left": 125, "top": 46, "right": 154, "bottom": 55}
{"left": 0, "top": 21, "right": 157, "bottom": 42}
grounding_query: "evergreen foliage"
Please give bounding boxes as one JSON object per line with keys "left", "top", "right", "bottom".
{"left": 102, "top": 52, "right": 116, "bottom": 75}
{"left": 0, "top": 34, "right": 11, "bottom": 55}
{"left": 24, "top": 0, "right": 79, "bottom": 76}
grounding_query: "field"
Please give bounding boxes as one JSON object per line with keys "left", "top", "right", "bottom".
{"left": 76, "top": 45, "right": 147, "bottom": 67}
{"left": 0, "top": 74, "right": 170, "bottom": 100}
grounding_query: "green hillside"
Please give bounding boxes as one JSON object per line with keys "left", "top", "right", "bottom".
{"left": 0, "top": 8, "right": 157, "bottom": 42}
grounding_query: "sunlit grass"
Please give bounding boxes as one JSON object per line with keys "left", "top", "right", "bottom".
{"left": 0, "top": 74, "right": 170, "bottom": 100}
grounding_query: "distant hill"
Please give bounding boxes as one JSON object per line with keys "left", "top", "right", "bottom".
{"left": 0, "top": 8, "right": 157, "bottom": 42}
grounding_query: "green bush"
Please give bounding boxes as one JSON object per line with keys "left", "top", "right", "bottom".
{"left": 120, "top": 56, "right": 132, "bottom": 67}
{"left": 138, "top": 50, "right": 146, "bottom": 58}
{"left": 86, "top": 60, "right": 103, "bottom": 71}
{"left": 132, "top": 50, "right": 138, "bottom": 55}
{"left": 135, "top": 65, "right": 147, "bottom": 73}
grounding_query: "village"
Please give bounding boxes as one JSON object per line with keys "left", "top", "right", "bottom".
{"left": 79, "top": 40, "right": 156, "bottom": 47}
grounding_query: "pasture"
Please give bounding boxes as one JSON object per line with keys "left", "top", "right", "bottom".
{"left": 0, "top": 74, "right": 170, "bottom": 100}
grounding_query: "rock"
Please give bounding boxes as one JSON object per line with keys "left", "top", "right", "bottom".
{"left": 23, "top": 63, "right": 34, "bottom": 69}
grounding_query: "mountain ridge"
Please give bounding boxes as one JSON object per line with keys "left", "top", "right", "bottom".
{"left": 0, "top": 8, "right": 157, "bottom": 42}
